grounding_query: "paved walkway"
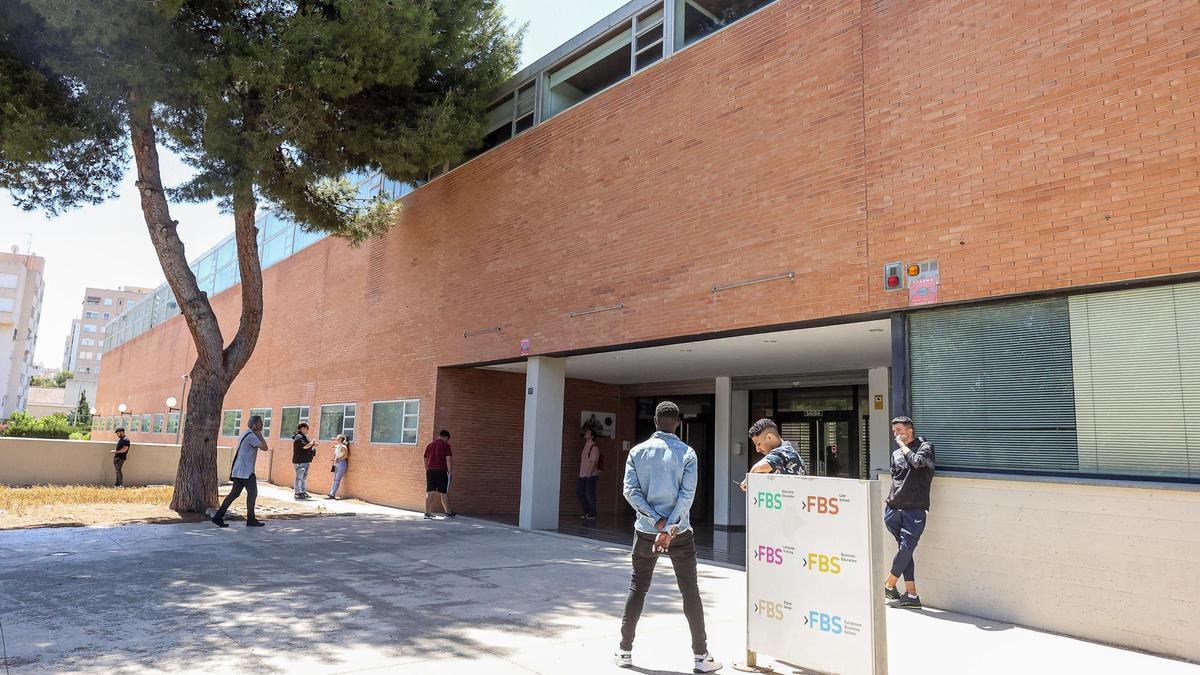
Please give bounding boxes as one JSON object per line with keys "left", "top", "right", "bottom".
{"left": 0, "top": 486, "right": 1196, "bottom": 674}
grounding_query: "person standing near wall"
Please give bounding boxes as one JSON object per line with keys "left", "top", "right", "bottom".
{"left": 883, "top": 416, "right": 935, "bottom": 609}
{"left": 327, "top": 434, "right": 349, "bottom": 500}
{"left": 576, "top": 427, "right": 601, "bottom": 520}
{"left": 210, "top": 415, "right": 269, "bottom": 528}
{"left": 739, "top": 418, "right": 807, "bottom": 492}
{"left": 614, "top": 401, "right": 722, "bottom": 673}
{"left": 423, "top": 429, "right": 456, "bottom": 519}
{"left": 111, "top": 427, "right": 130, "bottom": 487}
{"left": 292, "top": 422, "right": 316, "bottom": 499}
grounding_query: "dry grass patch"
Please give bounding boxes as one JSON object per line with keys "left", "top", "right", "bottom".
{"left": 0, "top": 484, "right": 315, "bottom": 530}
{"left": 0, "top": 485, "right": 174, "bottom": 516}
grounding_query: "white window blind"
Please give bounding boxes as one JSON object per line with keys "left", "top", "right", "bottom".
{"left": 1070, "top": 282, "right": 1200, "bottom": 479}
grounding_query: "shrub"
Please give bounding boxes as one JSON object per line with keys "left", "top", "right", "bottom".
{"left": 1, "top": 412, "right": 74, "bottom": 439}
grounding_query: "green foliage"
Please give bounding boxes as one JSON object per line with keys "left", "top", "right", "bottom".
{"left": 30, "top": 370, "right": 73, "bottom": 388}
{"left": 1, "top": 0, "right": 522, "bottom": 235}
{"left": 1, "top": 412, "right": 75, "bottom": 439}
{"left": 68, "top": 431, "right": 92, "bottom": 441}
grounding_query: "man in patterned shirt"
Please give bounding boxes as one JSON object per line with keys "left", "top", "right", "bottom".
{"left": 739, "top": 418, "right": 808, "bottom": 492}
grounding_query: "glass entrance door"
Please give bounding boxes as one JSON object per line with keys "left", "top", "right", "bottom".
{"left": 776, "top": 411, "right": 860, "bottom": 478}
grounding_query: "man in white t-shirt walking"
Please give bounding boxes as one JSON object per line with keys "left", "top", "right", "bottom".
{"left": 210, "top": 414, "right": 269, "bottom": 528}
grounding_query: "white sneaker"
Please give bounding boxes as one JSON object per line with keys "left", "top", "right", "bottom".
{"left": 612, "top": 650, "right": 632, "bottom": 668}
{"left": 693, "top": 652, "right": 722, "bottom": 673}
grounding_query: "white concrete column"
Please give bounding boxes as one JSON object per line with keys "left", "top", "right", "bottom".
{"left": 713, "top": 376, "right": 732, "bottom": 527}
{"left": 868, "top": 367, "right": 891, "bottom": 477}
{"left": 519, "top": 357, "right": 566, "bottom": 530}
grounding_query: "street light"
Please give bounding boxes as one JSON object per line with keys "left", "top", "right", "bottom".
{"left": 118, "top": 403, "right": 133, "bottom": 430}
{"left": 173, "top": 374, "right": 190, "bottom": 444}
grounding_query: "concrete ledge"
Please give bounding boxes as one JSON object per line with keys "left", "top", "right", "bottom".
{"left": 0, "top": 437, "right": 233, "bottom": 487}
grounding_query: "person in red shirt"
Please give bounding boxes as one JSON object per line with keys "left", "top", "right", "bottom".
{"left": 423, "top": 429, "right": 457, "bottom": 519}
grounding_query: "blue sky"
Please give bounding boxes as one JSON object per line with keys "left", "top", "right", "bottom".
{"left": 0, "top": 0, "right": 629, "bottom": 365}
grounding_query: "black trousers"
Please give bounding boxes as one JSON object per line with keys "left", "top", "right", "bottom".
{"left": 575, "top": 476, "right": 598, "bottom": 517}
{"left": 215, "top": 474, "right": 258, "bottom": 521}
{"left": 113, "top": 455, "right": 126, "bottom": 487}
{"left": 619, "top": 530, "right": 707, "bottom": 655}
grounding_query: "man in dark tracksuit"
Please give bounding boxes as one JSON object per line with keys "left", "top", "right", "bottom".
{"left": 883, "top": 416, "right": 935, "bottom": 609}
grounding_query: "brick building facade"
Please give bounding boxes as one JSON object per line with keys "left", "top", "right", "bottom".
{"left": 92, "top": 1, "right": 1200, "bottom": 658}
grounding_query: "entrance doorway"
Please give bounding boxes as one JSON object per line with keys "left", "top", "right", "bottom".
{"left": 633, "top": 394, "right": 716, "bottom": 525}
{"left": 749, "top": 385, "right": 869, "bottom": 479}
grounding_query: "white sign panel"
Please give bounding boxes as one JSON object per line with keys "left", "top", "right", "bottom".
{"left": 746, "top": 474, "right": 887, "bottom": 675}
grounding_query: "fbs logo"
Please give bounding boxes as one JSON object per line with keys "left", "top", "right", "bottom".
{"left": 753, "top": 545, "right": 784, "bottom": 565}
{"left": 805, "top": 611, "right": 844, "bottom": 635}
{"left": 754, "top": 492, "right": 783, "bottom": 510}
{"left": 803, "top": 553, "right": 842, "bottom": 574}
{"left": 754, "top": 599, "right": 788, "bottom": 621}
{"left": 802, "top": 496, "right": 840, "bottom": 515}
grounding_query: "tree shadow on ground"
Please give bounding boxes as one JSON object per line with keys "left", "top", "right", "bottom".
{"left": 0, "top": 514, "right": 723, "bottom": 673}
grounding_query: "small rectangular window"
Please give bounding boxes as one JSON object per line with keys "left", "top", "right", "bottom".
{"left": 634, "top": 6, "right": 665, "bottom": 71}
{"left": 141, "top": 414, "right": 152, "bottom": 433}
{"left": 370, "top": 399, "right": 420, "bottom": 445}
{"left": 221, "top": 409, "right": 243, "bottom": 437}
{"left": 319, "top": 403, "right": 356, "bottom": 442}
{"left": 0, "top": 273, "right": 17, "bottom": 289}
{"left": 167, "top": 412, "right": 180, "bottom": 434}
{"left": 153, "top": 414, "right": 164, "bottom": 433}
{"left": 280, "top": 406, "right": 311, "bottom": 438}
{"left": 103, "top": 298, "right": 113, "bottom": 306}
{"left": 0, "top": 298, "right": 16, "bottom": 313}
{"left": 249, "top": 408, "right": 273, "bottom": 439}
{"left": 84, "top": 324, "right": 96, "bottom": 333}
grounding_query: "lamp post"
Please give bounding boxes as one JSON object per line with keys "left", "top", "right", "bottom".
{"left": 118, "top": 403, "right": 133, "bottom": 431}
{"left": 173, "top": 374, "right": 190, "bottom": 444}
{"left": 89, "top": 407, "right": 97, "bottom": 431}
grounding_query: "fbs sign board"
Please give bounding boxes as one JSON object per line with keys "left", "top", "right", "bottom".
{"left": 746, "top": 474, "right": 888, "bottom": 675}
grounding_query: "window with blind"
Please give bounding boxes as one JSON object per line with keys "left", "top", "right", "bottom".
{"left": 911, "top": 297, "right": 1079, "bottom": 473}
{"left": 910, "top": 281, "right": 1200, "bottom": 481}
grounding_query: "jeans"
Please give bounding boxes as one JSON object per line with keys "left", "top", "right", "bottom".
{"left": 619, "top": 530, "right": 708, "bottom": 655}
{"left": 329, "top": 459, "right": 348, "bottom": 497}
{"left": 294, "top": 463, "right": 310, "bottom": 494}
{"left": 113, "top": 455, "right": 126, "bottom": 487}
{"left": 215, "top": 474, "right": 258, "bottom": 522}
{"left": 576, "top": 476, "right": 598, "bottom": 517}
{"left": 885, "top": 507, "right": 928, "bottom": 582}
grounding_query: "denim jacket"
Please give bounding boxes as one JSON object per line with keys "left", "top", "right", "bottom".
{"left": 623, "top": 431, "right": 698, "bottom": 535}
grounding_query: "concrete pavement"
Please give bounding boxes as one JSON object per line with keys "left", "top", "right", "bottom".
{"left": 0, "top": 488, "right": 1196, "bottom": 674}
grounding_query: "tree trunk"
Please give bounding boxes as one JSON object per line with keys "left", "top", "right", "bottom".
{"left": 128, "top": 95, "right": 238, "bottom": 514}
{"left": 170, "top": 372, "right": 224, "bottom": 512}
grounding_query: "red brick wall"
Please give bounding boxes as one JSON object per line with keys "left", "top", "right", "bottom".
{"left": 433, "top": 367, "right": 526, "bottom": 517}
{"left": 97, "top": 0, "right": 1200, "bottom": 509}
{"left": 864, "top": 0, "right": 1200, "bottom": 306}
{"left": 558, "top": 380, "right": 627, "bottom": 518}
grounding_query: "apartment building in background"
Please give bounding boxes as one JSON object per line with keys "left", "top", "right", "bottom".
{"left": 94, "top": 0, "right": 1200, "bottom": 662}
{"left": 0, "top": 247, "right": 45, "bottom": 419}
{"left": 62, "top": 286, "right": 152, "bottom": 408}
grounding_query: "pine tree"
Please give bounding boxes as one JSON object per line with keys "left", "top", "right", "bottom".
{"left": 1, "top": 1, "right": 520, "bottom": 512}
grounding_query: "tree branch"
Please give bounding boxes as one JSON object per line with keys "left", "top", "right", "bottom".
{"left": 127, "top": 95, "right": 224, "bottom": 373}
{"left": 221, "top": 184, "right": 265, "bottom": 378}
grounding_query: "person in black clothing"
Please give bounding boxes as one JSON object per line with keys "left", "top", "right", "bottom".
{"left": 111, "top": 428, "right": 131, "bottom": 487}
{"left": 292, "top": 422, "right": 317, "bottom": 499}
{"left": 883, "top": 416, "right": 935, "bottom": 609}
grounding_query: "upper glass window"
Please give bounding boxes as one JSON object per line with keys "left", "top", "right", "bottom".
{"left": 547, "top": 24, "right": 634, "bottom": 117}
{"left": 676, "top": 0, "right": 776, "bottom": 49}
